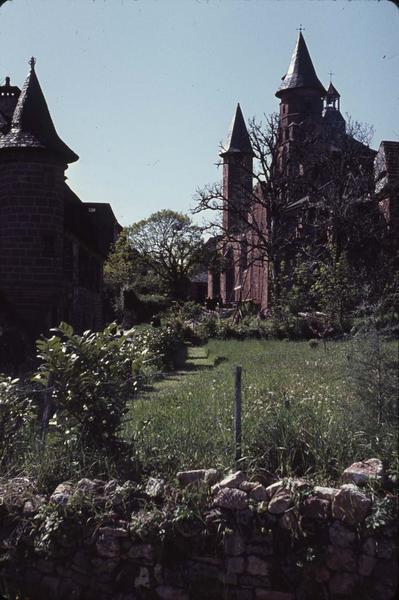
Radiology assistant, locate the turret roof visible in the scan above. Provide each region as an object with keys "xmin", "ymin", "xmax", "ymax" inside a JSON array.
[
  {"xmin": 276, "ymin": 32, "xmax": 326, "ymax": 98},
  {"xmin": 327, "ymin": 82, "xmax": 340, "ymax": 98},
  {"xmin": 0, "ymin": 60, "xmax": 78, "ymax": 163},
  {"xmin": 220, "ymin": 103, "xmax": 253, "ymax": 156}
]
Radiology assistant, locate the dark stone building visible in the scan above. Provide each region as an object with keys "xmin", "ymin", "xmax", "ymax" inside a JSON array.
[
  {"xmin": 209, "ymin": 32, "xmax": 396, "ymax": 308},
  {"xmin": 0, "ymin": 60, "xmax": 120, "ymax": 353}
]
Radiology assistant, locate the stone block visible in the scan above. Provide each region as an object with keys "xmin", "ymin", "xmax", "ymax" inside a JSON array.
[
  {"xmin": 362, "ymin": 537, "xmax": 377, "ymax": 556},
  {"xmin": 371, "ymin": 559, "xmax": 398, "ymax": 600},
  {"xmin": 328, "ymin": 572, "xmax": 358, "ymax": 596},
  {"xmin": 224, "ymin": 532, "xmax": 246, "ymax": 556},
  {"xmin": 134, "ymin": 566, "xmax": 151, "ymax": 588},
  {"xmin": 50, "ymin": 482, "xmax": 74, "ymax": 506},
  {"xmin": 332, "ymin": 484, "xmax": 372, "ymax": 525},
  {"xmin": 329, "ymin": 520, "xmax": 357, "ymax": 547},
  {"xmin": 211, "ymin": 471, "xmax": 247, "ymax": 494},
  {"xmin": 268, "ymin": 491, "xmax": 292, "ymax": 515},
  {"xmin": 155, "ymin": 585, "xmax": 189, "ymax": 600},
  {"xmin": 325, "ymin": 545, "xmax": 356, "ymax": 572},
  {"xmin": 376, "ymin": 538, "xmax": 394, "ymax": 559},
  {"xmin": 265, "ymin": 481, "xmax": 284, "ymax": 498},
  {"xmin": 227, "ymin": 557, "xmax": 245, "ymax": 574},
  {"xmin": 59, "ymin": 578, "xmax": 82, "ymax": 600},
  {"xmin": 177, "ymin": 469, "xmax": 219, "ymax": 487},
  {"xmin": 91, "ymin": 558, "xmax": 119, "ymax": 574},
  {"xmin": 358, "ymin": 553, "xmax": 377, "ymax": 576},
  {"xmin": 96, "ymin": 529, "xmax": 123, "ymax": 559},
  {"xmin": 301, "ymin": 496, "xmax": 330, "ymax": 519},
  {"xmin": 239, "ymin": 481, "xmax": 258, "ymax": 493},
  {"xmin": 128, "ymin": 543, "xmax": 154, "ymax": 562},
  {"xmin": 312, "ymin": 565, "xmax": 330, "ymax": 583},
  {"xmin": 76, "ymin": 478, "xmax": 103, "ymax": 494},
  {"xmin": 41, "ymin": 576, "xmax": 60, "ymax": 596},
  {"xmin": 342, "ymin": 458, "xmax": 384, "ymax": 486},
  {"xmin": 213, "ymin": 487, "xmax": 248, "ymax": 510},
  {"xmin": 240, "ymin": 574, "xmax": 271, "ymax": 588},
  {"xmin": 314, "ymin": 478, "xmax": 340, "ymax": 497},
  {"xmin": 219, "ymin": 571, "xmax": 238, "ymax": 585},
  {"xmin": 37, "ymin": 559, "xmax": 55, "ymax": 574},
  {"xmin": 247, "ymin": 556, "xmax": 269, "ymax": 576},
  {"xmin": 250, "ymin": 485, "xmax": 268, "ymax": 502}
]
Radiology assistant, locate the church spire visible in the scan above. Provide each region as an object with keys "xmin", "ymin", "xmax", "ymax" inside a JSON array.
[
  {"xmin": 326, "ymin": 81, "xmax": 341, "ymax": 109},
  {"xmin": 220, "ymin": 103, "xmax": 253, "ymax": 156},
  {"xmin": 0, "ymin": 59, "xmax": 78, "ymax": 163},
  {"xmin": 276, "ymin": 32, "xmax": 326, "ymax": 98}
]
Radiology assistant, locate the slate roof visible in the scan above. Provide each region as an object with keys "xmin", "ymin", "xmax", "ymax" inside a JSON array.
[
  {"xmin": 0, "ymin": 77, "xmax": 21, "ymax": 123},
  {"xmin": 220, "ymin": 103, "xmax": 253, "ymax": 156},
  {"xmin": 85, "ymin": 202, "xmax": 122, "ymax": 256},
  {"xmin": 326, "ymin": 82, "xmax": 340, "ymax": 98},
  {"xmin": 276, "ymin": 32, "xmax": 326, "ymax": 98},
  {"xmin": 64, "ymin": 188, "xmax": 120, "ymax": 258},
  {"xmin": 0, "ymin": 62, "xmax": 78, "ymax": 163},
  {"xmin": 64, "ymin": 185, "xmax": 102, "ymax": 255}
]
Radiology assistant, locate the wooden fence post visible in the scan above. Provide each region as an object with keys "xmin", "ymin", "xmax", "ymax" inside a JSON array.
[{"xmin": 234, "ymin": 365, "xmax": 242, "ymax": 467}]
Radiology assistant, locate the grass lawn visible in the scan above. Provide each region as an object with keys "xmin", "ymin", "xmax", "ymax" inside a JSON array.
[{"xmin": 125, "ymin": 337, "xmax": 398, "ymax": 485}]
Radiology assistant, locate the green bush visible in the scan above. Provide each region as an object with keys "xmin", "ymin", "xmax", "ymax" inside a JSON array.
[
  {"xmin": 0, "ymin": 376, "xmax": 36, "ymax": 468},
  {"xmin": 348, "ymin": 328, "xmax": 398, "ymax": 426},
  {"xmin": 33, "ymin": 322, "xmax": 161, "ymax": 453},
  {"xmin": 136, "ymin": 324, "xmax": 186, "ymax": 371}
]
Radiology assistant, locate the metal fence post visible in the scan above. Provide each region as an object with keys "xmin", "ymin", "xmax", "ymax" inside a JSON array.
[{"xmin": 234, "ymin": 365, "xmax": 242, "ymax": 466}]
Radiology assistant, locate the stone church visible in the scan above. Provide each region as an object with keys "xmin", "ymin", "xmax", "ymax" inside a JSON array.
[
  {"xmin": 208, "ymin": 32, "xmax": 398, "ymax": 309},
  {"xmin": 0, "ymin": 59, "xmax": 120, "ymax": 355}
]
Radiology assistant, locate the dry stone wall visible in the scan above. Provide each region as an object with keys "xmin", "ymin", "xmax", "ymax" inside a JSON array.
[{"xmin": 0, "ymin": 461, "xmax": 397, "ymax": 600}]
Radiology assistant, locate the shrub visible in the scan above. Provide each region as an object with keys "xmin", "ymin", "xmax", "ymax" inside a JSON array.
[
  {"xmin": 0, "ymin": 376, "xmax": 36, "ymax": 467},
  {"xmin": 348, "ymin": 328, "xmax": 398, "ymax": 425},
  {"xmin": 33, "ymin": 322, "xmax": 158, "ymax": 453},
  {"xmin": 135, "ymin": 324, "xmax": 186, "ymax": 371}
]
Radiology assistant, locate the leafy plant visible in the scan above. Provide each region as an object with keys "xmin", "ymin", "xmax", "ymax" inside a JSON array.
[
  {"xmin": 0, "ymin": 376, "xmax": 35, "ymax": 467},
  {"xmin": 33, "ymin": 322, "xmax": 156, "ymax": 453}
]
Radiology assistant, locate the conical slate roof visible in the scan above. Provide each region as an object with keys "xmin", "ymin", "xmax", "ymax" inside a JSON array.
[
  {"xmin": 220, "ymin": 103, "xmax": 253, "ymax": 156},
  {"xmin": 0, "ymin": 60, "xmax": 78, "ymax": 163},
  {"xmin": 276, "ymin": 32, "xmax": 326, "ymax": 98},
  {"xmin": 326, "ymin": 81, "xmax": 340, "ymax": 98}
]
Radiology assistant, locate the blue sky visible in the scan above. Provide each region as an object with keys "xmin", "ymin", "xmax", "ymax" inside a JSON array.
[{"xmin": 1, "ymin": 0, "xmax": 398, "ymax": 226}]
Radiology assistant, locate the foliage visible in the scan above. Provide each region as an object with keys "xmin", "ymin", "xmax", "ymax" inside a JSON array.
[
  {"xmin": 103, "ymin": 228, "xmax": 139, "ymax": 293},
  {"xmin": 0, "ymin": 376, "xmax": 35, "ymax": 467},
  {"xmin": 127, "ymin": 210, "xmax": 205, "ymax": 300},
  {"xmin": 32, "ymin": 322, "xmax": 173, "ymax": 453},
  {"xmin": 310, "ymin": 249, "xmax": 357, "ymax": 329},
  {"xmin": 348, "ymin": 327, "xmax": 398, "ymax": 426}
]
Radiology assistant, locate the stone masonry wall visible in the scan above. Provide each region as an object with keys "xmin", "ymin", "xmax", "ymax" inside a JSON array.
[
  {"xmin": 0, "ymin": 154, "xmax": 65, "ymax": 338},
  {"xmin": 0, "ymin": 462, "xmax": 397, "ymax": 600}
]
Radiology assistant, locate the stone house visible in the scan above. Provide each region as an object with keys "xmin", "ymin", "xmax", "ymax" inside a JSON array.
[
  {"xmin": 0, "ymin": 59, "xmax": 120, "ymax": 351},
  {"xmin": 208, "ymin": 33, "xmax": 397, "ymax": 309}
]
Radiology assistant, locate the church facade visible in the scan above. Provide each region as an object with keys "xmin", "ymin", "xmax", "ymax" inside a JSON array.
[
  {"xmin": 208, "ymin": 33, "xmax": 398, "ymax": 309},
  {"xmin": 0, "ymin": 60, "xmax": 120, "ymax": 352}
]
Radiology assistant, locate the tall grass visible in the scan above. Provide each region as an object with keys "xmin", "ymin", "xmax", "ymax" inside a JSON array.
[{"xmin": 126, "ymin": 338, "xmax": 398, "ymax": 484}]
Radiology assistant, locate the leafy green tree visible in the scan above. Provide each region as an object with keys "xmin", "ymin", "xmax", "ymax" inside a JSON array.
[
  {"xmin": 104, "ymin": 228, "xmax": 138, "ymax": 293},
  {"xmin": 311, "ymin": 247, "xmax": 357, "ymax": 329},
  {"xmin": 127, "ymin": 210, "xmax": 204, "ymax": 300}
]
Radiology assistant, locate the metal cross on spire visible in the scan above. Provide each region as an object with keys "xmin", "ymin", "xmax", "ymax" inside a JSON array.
[
  {"xmin": 329, "ymin": 71, "xmax": 335, "ymax": 82},
  {"xmin": 29, "ymin": 57, "xmax": 36, "ymax": 70},
  {"xmin": 297, "ymin": 24, "xmax": 305, "ymax": 33}
]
